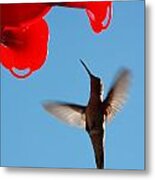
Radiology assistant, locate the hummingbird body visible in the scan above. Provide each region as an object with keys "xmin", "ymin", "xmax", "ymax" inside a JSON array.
[
  {"xmin": 43, "ymin": 59, "xmax": 130, "ymax": 169},
  {"xmin": 80, "ymin": 60, "xmax": 104, "ymax": 169},
  {"xmin": 86, "ymin": 91, "xmax": 103, "ymax": 132}
]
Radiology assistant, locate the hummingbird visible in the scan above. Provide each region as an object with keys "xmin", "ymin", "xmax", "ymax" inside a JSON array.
[{"xmin": 42, "ymin": 59, "xmax": 131, "ymax": 169}]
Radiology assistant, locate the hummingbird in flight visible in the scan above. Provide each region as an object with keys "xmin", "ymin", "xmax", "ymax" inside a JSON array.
[{"xmin": 42, "ymin": 60, "xmax": 131, "ymax": 169}]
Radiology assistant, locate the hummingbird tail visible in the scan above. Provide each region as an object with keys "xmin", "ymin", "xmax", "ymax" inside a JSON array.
[{"xmin": 89, "ymin": 130, "xmax": 104, "ymax": 169}]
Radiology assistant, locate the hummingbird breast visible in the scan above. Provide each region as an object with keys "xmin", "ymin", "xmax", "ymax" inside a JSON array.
[{"xmin": 85, "ymin": 98, "xmax": 103, "ymax": 133}]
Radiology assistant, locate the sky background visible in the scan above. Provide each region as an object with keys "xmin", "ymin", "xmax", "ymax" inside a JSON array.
[{"xmin": 1, "ymin": 1, "xmax": 144, "ymax": 170}]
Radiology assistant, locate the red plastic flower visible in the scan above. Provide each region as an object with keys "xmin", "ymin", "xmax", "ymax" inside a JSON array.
[
  {"xmin": 0, "ymin": 3, "xmax": 51, "ymax": 28},
  {"xmin": 0, "ymin": 4, "xmax": 51, "ymax": 78},
  {"xmin": 0, "ymin": 19, "xmax": 49, "ymax": 78},
  {"xmin": 55, "ymin": 2, "xmax": 112, "ymax": 33},
  {"xmin": 0, "ymin": 2, "xmax": 112, "ymax": 79}
]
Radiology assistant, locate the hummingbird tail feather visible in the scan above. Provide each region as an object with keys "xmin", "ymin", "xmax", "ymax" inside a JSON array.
[{"xmin": 89, "ymin": 130, "xmax": 104, "ymax": 169}]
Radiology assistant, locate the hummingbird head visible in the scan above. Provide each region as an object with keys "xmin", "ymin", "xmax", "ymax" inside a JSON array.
[{"xmin": 80, "ymin": 59, "xmax": 102, "ymax": 96}]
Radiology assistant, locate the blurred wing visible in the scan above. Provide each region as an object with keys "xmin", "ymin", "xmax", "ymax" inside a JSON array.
[
  {"xmin": 42, "ymin": 101, "xmax": 86, "ymax": 128},
  {"xmin": 103, "ymin": 69, "xmax": 131, "ymax": 121}
]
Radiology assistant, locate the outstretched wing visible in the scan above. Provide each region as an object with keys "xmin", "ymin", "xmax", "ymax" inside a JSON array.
[
  {"xmin": 42, "ymin": 101, "xmax": 86, "ymax": 128},
  {"xmin": 103, "ymin": 69, "xmax": 131, "ymax": 121}
]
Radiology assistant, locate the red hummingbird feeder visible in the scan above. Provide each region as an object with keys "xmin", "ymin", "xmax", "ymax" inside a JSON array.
[{"xmin": 0, "ymin": 2, "xmax": 112, "ymax": 79}]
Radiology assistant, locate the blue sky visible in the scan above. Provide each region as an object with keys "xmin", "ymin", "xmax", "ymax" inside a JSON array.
[{"xmin": 1, "ymin": 1, "xmax": 144, "ymax": 169}]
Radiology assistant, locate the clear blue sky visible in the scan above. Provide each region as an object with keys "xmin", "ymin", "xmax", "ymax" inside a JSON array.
[{"xmin": 1, "ymin": 1, "xmax": 144, "ymax": 169}]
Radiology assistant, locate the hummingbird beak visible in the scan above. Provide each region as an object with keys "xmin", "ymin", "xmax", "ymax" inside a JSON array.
[{"xmin": 80, "ymin": 59, "xmax": 93, "ymax": 78}]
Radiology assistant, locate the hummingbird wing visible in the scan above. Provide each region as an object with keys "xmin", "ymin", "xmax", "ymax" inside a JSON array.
[
  {"xmin": 103, "ymin": 69, "xmax": 131, "ymax": 121},
  {"xmin": 42, "ymin": 101, "xmax": 86, "ymax": 128}
]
